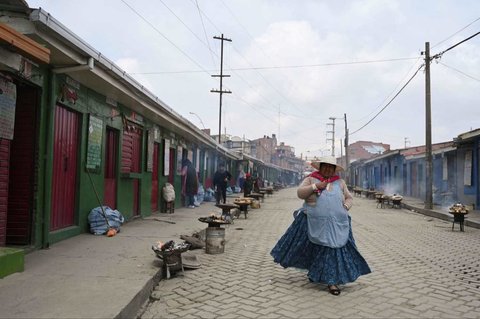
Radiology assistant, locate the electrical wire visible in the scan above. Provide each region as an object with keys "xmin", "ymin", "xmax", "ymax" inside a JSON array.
[
  {"xmin": 438, "ymin": 62, "xmax": 480, "ymax": 83},
  {"xmin": 432, "ymin": 31, "xmax": 480, "ymax": 60},
  {"xmin": 120, "ymin": 0, "xmax": 212, "ymax": 77},
  {"xmin": 130, "ymin": 57, "xmax": 419, "ymax": 74},
  {"xmin": 350, "ymin": 57, "xmax": 423, "ymax": 125},
  {"xmin": 431, "ymin": 17, "xmax": 480, "ymax": 49},
  {"xmin": 218, "ymin": 0, "xmax": 302, "ymax": 114},
  {"xmin": 349, "ymin": 63, "xmax": 424, "ymax": 136},
  {"xmin": 195, "ymin": 0, "xmax": 217, "ymax": 69}
]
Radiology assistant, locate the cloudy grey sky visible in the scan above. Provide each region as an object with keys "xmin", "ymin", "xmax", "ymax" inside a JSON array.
[{"xmin": 26, "ymin": 0, "xmax": 480, "ymax": 159}]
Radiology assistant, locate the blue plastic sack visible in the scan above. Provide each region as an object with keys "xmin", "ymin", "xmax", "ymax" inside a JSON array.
[
  {"xmin": 88, "ymin": 206, "xmax": 125, "ymax": 235},
  {"xmin": 203, "ymin": 188, "xmax": 215, "ymax": 202}
]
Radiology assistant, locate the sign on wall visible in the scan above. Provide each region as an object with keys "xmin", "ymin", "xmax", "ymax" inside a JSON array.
[
  {"xmin": 0, "ymin": 78, "xmax": 16, "ymax": 140},
  {"xmin": 86, "ymin": 115, "xmax": 103, "ymax": 170},
  {"xmin": 146, "ymin": 129, "xmax": 154, "ymax": 172},
  {"xmin": 164, "ymin": 139, "xmax": 170, "ymax": 176}
]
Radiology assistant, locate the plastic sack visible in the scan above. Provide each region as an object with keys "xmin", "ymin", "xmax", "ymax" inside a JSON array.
[
  {"xmin": 162, "ymin": 183, "xmax": 175, "ymax": 202},
  {"xmin": 195, "ymin": 184, "xmax": 205, "ymax": 205},
  {"xmin": 88, "ymin": 206, "xmax": 125, "ymax": 235},
  {"xmin": 203, "ymin": 188, "xmax": 215, "ymax": 202}
]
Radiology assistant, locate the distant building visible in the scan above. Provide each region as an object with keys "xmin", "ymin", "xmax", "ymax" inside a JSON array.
[
  {"xmin": 348, "ymin": 141, "xmax": 390, "ymax": 163},
  {"xmin": 223, "ymin": 135, "xmax": 252, "ymax": 155},
  {"xmin": 252, "ymin": 134, "xmax": 278, "ymax": 163}
]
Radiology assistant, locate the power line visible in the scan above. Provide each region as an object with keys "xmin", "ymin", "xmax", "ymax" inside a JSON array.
[
  {"xmin": 438, "ymin": 62, "xmax": 480, "ymax": 83},
  {"xmin": 349, "ymin": 57, "xmax": 423, "ymax": 125},
  {"xmin": 194, "ymin": 0, "xmax": 217, "ymax": 69},
  {"xmin": 218, "ymin": 0, "xmax": 302, "ymax": 114},
  {"xmin": 350, "ymin": 63, "xmax": 424, "ymax": 136},
  {"xmin": 431, "ymin": 17, "xmax": 480, "ymax": 49},
  {"xmin": 432, "ymin": 31, "xmax": 480, "ymax": 60},
  {"xmin": 129, "ymin": 57, "xmax": 419, "ymax": 74},
  {"xmin": 120, "ymin": 0, "xmax": 212, "ymax": 76}
]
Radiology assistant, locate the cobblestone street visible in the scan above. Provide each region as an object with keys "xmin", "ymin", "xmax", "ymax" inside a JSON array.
[{"xmin": 140, "ymin": 188, "xmax": 480, "ymax": 318}]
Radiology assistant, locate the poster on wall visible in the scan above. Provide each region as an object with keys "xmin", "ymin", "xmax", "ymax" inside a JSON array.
[
  {"xmin": 176, "ymin": 146, "xmax": 183, "ymax": 175},
  {"xmin": 146, "ymin": 129, "xmax": 154, "ymax": 172},
  {"xmin": 86, "ymin": 115, "xmax": 103, "ymax": 171},
  {"xmin": 464, "ymin": 150, "xmax": 472, "ymax": 186},
  {"xmin": 164, "ymin": 139, "xmax": 170, "ymax": 176},
  {"xmin": 0, "ymin": 78, "xmax": 17, "ymax": 140}
]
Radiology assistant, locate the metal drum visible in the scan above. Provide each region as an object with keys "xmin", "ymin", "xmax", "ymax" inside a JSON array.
[{"xmin": 205, "ymin": 227, "xmax": 225, "ymax": 254}]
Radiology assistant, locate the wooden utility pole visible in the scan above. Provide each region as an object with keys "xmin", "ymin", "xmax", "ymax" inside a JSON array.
[
  {"xmin": 344, "ymin": 113, "xmax": 349, "ymax": 183},
  {"xmin": 424, "ymin": 42, "xmax": 433, "ymax": 209},
  {"xmin": 211, "ymin": 34, "xmax": 232, "ymax": 144}
]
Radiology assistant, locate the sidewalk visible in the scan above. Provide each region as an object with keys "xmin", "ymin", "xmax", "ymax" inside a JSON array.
[
  {"xmin": 1, "ymin": 192, "xmax": 478, "ymax": 319},
  {"xmin": 400, "ymin": 196, "xmax": 480, "ymax": 229},
  {"xmin": 0, "ymin": 200, "xmax": 226, "ymax": 319}
]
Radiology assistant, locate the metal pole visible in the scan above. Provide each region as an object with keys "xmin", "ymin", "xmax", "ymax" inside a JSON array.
[{"xmin": 425, "ymin": 42, "xmax": 433, "ymax": 209}]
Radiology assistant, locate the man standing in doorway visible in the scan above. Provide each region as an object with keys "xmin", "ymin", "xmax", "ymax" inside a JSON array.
[{"xmin": 213, "ymin": 163, "xmax": 232, "ymax": 205}]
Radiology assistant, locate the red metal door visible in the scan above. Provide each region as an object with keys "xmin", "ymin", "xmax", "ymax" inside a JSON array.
[
  {"xmin": 51, "ymin": 105, "xmax": 79, "ymax": 230},
  {"xmin": 6, "ymin": 83, "xmax": 37, "ymax": 244},
  {"xmin": 132, "ymin": 129, "xmax": 141, "ymax": 216},
  {"xmin": 104, "ymin": 128, "xmax": 118, "ymax": 209},
  {"xmin": 151, "ymin": 143, "xmax": 159, "ymax": 212},
  {"xmin": 121, "ymin": 126, "xmax": 142, "ymax": 216}
]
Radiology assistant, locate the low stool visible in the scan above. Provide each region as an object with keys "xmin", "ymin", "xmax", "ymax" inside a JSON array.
[{"xmin": 163, "ymin": 201, "xmax": 175, "ymax": 214}]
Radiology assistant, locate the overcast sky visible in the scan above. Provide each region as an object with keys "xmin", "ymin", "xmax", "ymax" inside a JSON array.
[{"xmin": 26, "ymin": 0, "xmax": 480, "ymax": 159}]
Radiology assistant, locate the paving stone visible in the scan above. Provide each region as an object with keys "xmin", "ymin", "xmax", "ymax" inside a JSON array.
[{"xmin": 138, "ymin": 189, "xmax": 480, "ymax": 319}]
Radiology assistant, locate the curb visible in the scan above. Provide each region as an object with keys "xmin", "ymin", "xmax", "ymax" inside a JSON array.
[
  {"xmin": 115, "ymin": 267, "xmax": 164, "ymax": 319},
  {"xmin": 402, "ymin": 203, "xmax": 480, "ymax": 229}
]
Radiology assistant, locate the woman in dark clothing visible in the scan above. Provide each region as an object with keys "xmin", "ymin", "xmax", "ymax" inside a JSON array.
[
  {"xmin": 181, "ymin": 159, "xmax": 198, "ymax": 208},
  {"xmin": 213, "ymin": 163, "xmax": 231, "ymax": 205}
]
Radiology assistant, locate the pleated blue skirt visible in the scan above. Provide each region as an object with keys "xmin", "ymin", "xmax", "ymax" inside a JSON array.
[{"xmin": 271, "ymin": 211, "xmax": 371, "ymax": 285}]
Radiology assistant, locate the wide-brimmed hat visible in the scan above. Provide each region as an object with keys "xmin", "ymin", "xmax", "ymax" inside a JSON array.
[{"xmin": 310, "ymin": 156, "xmax": 344, "ymax": 172}]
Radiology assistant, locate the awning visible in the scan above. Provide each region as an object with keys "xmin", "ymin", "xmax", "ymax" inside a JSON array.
[{"xmin": 0, "ymin": 22, "xmax": 50, "ymax": 63}]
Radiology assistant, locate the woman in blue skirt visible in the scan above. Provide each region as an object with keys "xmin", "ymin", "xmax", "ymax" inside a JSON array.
[{"xmin": 271, "ymin": 156, "xmax": 371, "ymax": 295}]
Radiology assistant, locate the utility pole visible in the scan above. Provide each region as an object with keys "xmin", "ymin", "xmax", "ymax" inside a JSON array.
[
  {"xmin": 211, "ymin": 34, "xmax": 232, "ymax": 145},
  {"xmin": 344, "ymin": 113, "xmax": 349, "ymax": 183},
  {"xmin": 340, "ymin": 138, "xmax": 343, "ymax": 161},
  {"xmin": 404, "ymin": 137, "xmax": 410, "ymax": 149},
  {"xmin": 278, "ymin": 105, "xmax": 281, "ymax": 142},
  {"xmin": 327, "ymin": 117, "xmax": 336, "ymax": 157},
  {"xmin": 424, "ymin": 41, "xmax": 433, "ymax": 210}
]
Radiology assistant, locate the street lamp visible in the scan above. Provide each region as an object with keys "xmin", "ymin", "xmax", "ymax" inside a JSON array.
[{"xmin": 189, "ymin": 112, "xmax": 206, "ymax": 130}]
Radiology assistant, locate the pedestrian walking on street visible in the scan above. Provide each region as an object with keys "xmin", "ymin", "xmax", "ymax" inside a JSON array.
[
  {"xmin": 243, "ymin": 172, "xmax": 253, "ymax": 197},
  {"xmin": 181, "ymin": 159, "xmax": 199, "ymax": 208},
  {"xmin": 271, "ymin": 156, "xmax": 371, "ymax": 296},
  {"xmin": 213, "ymin": 162, "xmax": 232, "ymax": 204}
]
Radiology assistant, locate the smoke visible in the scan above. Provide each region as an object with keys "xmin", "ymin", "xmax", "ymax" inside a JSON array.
[{"xmin": 378, "ymin": 181, "xmax": 403, "ymax": 196}]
